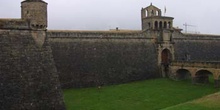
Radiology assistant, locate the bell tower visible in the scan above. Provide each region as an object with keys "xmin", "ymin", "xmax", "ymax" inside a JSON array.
[
  {"xmin": 141, "ymin": 3, "xmax": 173, "ymax": 31},
  {"xmin": 21, "ymin": 0, "xmax": 47, "ymax": 30},
  {"xmin": 141, "ymin": 3, "xmax": 175, "ymax": 77}
]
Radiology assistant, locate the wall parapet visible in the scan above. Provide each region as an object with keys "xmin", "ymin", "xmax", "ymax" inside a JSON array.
[
  {"xmin": 0, "ymin": 19, "xmax": 30, "ymax": 30},
  {"xmin": 47, "ymin": 30, "xmax": 153, "ymax": 39},
  {"xmin": 171, "ymin": 61, "xmax": 220, "ymax": 68},
  {"xmin": 173, "ymin": 33, "xmax": 220, "ymax": 40}
]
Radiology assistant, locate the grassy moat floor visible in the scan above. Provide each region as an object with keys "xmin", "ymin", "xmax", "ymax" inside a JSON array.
[{"xmin": 63, "ymin": 78, "xmax": 220, "ymax": 110}]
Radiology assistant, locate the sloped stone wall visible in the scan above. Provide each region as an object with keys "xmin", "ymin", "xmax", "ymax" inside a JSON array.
[
  {"xmin": 49, "ymin": 37, "xmax": 159, "ymax": 88},
  {"xmin": 174, "ymin": 39, "xmax": 220, "ymax": 62},
  {"xmin": 0, "ymin": 30, "xmax": 65, "ymax": 110}
]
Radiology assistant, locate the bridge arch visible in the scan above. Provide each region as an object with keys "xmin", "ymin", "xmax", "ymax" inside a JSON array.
[
  {"xmin": 195, "ymin": 70, "xmax": 214, "ymax": 84},
  {"xmin": 176, "ymin": 69, "xmax": 191, "ymax": 80}
]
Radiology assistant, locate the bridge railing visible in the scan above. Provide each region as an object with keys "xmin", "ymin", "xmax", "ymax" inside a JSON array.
[{"xmin": 170, "ymin": 61, "xmax": 220, "ymax": 68}]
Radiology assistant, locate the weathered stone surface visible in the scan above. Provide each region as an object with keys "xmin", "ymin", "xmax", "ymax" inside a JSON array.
[
  {"xmin": 174, "ymin": 39, "xmax": 220, "ymax": 61},
  {"xmin": 0, "ymin": 0, "xmax": 66, "ymax": 109},
  {"xmin": 21, "ymin": 0, "xmax": 47, "ymax": 30},
  {"xmin": 0, "ymin": 30, "xmax": 65, "ymax": 110},
  {"xmin": 49, "ymin": 36, "xmax": 159, "ymax": 88},
  {"xmin": 1, "ymin": 1, "xmax": 220, "ymax": 109}
]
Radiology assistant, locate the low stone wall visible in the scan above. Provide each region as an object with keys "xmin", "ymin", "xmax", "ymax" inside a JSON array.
[{"xmin": 49, "ymin": 35, "xmax": 159, "ymax": 88}]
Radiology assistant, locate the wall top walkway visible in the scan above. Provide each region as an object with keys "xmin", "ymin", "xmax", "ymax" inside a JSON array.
[
  {"xmin": 47, "ymin": 30, "xmax": 153, "ymax": 39},
  {"xmin": 174, "ymin": 33, "xmax": 220, "ymax": 40}
]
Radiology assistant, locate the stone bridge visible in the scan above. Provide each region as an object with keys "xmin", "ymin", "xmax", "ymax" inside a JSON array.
[{"xmin": 169, "ymin": 61, "xmax": 220, "ymax": 87}]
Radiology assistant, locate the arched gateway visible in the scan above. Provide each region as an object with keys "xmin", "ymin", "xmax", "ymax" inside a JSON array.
[
  {"xmin": 161, "ymin": 49, "xmax": 172, "ymax": 77},
  {"xmin": 161, "ymin": 49, "xmax": 171, "ymax": 65}
]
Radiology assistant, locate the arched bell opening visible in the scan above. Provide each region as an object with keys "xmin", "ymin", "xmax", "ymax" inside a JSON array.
[
  {"xmin": 159, "ymin": 21, "xmax": 163, "ymax": 29},
  {"xmin": 155, "ymin": 21, "xmax": 158, "ymax": 29}
]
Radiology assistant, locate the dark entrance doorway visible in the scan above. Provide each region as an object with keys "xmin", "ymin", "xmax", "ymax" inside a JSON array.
[
  {"xmin": 161, "ymin": 49, "xmax": 171, "ymax": 65},
  {"xmin": 161, "ymin": 49, "xmax": 172, "ymax": 77}
]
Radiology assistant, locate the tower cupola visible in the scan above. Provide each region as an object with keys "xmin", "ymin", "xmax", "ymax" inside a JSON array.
[
  {"xmin": 141, "ymin": 3, "xmax": 173, "ymax": 31},
  {"xmin": 142, "ymin": 3, "xmax": 162, "ymax": 17},
  {"xmin": 21, "ymin": 0, "xmax": 47, "ymax": 30}
]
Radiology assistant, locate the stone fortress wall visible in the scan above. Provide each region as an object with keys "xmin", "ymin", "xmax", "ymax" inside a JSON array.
[
  {"xmin": 0, "ymin": 29, "xmax": 65, "ymax": 110},
  {"xmin": 1, "ymin": 0, "xmax": 220, "ymax": 109},
  {"xmin": 47, "ymin": 4, "xmax": 220, "ymax": 88},
  {"xmin": 47, "ymin": 29, "xmax": 220, "ymax": 88},
  {"xmin": 173, "ymin": 32, "xmax": 220, "ymax": 61},
  {"xmin": 0, "ymin": 0, "xmax": 65, "ymax": 109},
  {"xmin": 48, "ymin": 30, "xmax": 159, "ymax": 88}
]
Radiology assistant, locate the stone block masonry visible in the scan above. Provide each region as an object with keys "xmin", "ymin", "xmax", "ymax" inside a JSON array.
[
  {"xmin": 1, "ymin": 1, "xmax": 220, "ymax": 109},
  {"xmin": 48, "ymin": 31, "xmax": 159, "ymax": 88},
  {"xmin": 0, "ymin": 0, "xmax": 66, "ymax": 109},
  {"xmin": 0, "ymin": 30, "xmax": 66, "ymax": 109}
]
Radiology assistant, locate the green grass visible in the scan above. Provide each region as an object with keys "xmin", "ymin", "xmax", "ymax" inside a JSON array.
[
  {"xmin": 63, "ymin": 78, "xmax": 219, "ymax": 110},
  {"xmin": 163, "ymin": 92, "xmax": 220, "ymax": 110}
]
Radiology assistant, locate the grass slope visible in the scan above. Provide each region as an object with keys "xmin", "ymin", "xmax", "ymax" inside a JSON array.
[
  {"xmin": 163, "ymin": 92, "xmax": 220, "ymax": 110},
  {"xmin": 63, "ymin": 78, "xmax": 219, "ymax": 110}
]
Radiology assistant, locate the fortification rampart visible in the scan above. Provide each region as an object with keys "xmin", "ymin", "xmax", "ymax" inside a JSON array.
[
  {"xmin": 0, "ymin": 0, "xmax": 66, "ymax": 109},
  {"xmin": 1, "ymin": 1, "xmax": 220, "ymax": 109},
  {"xmin": 47, "ymin": 28, "xmax": 220, "ymax": 88},
  {"xmin": 172, "ymin": 32, "xmax": 220, "ymax": 62},
  {"xmin": 48, "ymin": 31, "xmax": 159, "ymax": 88},
  {"xmin": 0, "ymin": 29, "xmax": 65, "ymax": 109}
]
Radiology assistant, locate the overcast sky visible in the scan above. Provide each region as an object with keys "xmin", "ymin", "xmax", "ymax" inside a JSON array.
[{"xmin": 0, "ymin": 0, "xmax": 220, "ymax": 34}]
